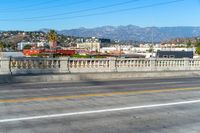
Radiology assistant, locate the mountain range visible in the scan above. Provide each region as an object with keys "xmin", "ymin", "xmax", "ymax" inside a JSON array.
[{"xmin": 52, "ymin": 25, "xmax": 200, "ymax": 42}]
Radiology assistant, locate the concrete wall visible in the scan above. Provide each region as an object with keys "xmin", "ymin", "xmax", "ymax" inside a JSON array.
[{"xmin": 1, "ymin": 71, "xmax": 200, "ymax": 84}]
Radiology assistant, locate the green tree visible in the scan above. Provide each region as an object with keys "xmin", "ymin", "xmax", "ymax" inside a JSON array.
[
  {"xmin": 44, "ymin": 45, "xmax": 50, "ymax": 49},
  {"xmin": 23, "ymin": 44, "xmax": 32, "ymax": 50},
  {"xmin": 196, "ymin": 42, "xmax": 200, "ymax": 55},
  {"xmin": 0, "ymin": 42, "xmax": 4, "ymax": 52},
  {"xmin": 196, "ymin": 42, "xmax": 200, "ymax": 47},
  {"xmin": 47, "ymin": 30, "xmax": 58, "ymax": 49},
  {"xmin": 187, "ymin": 40, "xmax": 192, "ymax": 48}
]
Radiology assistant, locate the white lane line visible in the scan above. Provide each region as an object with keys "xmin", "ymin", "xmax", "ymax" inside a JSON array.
[{"xmin": 1, "ymin": 99, "xmax": 200, "ymax": 123}]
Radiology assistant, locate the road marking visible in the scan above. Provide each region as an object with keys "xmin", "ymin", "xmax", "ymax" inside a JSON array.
[
  {"xmin": 1, "ymin": 99, "xmax": 200, "ymax": 123},
  {"xmin": 0, "ymin": 86, "xmax": 200, "ymax": 103}
]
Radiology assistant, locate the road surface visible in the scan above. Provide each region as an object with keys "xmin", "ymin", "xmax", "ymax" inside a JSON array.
[{"xmin": 1, "ymin": 77, "xmax": 200, "ymax": 133}]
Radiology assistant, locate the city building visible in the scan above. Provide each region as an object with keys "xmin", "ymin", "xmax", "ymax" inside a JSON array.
[
  {"xmin": 77, "ymin": 42, "xmax": 101, "ymax": 52},
  {"xmin": 76, "ymin": 37, "xmax": 102, "ymax": 52}
]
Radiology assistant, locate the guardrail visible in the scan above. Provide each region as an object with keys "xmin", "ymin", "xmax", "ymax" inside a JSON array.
[{"xmin": 1, "ymin": 57, "xmax": 200, "ymax": 75}]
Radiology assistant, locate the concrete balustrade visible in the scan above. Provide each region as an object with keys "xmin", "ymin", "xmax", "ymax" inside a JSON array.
[
  {"xmin": 116, "ymin": 58, "xmax": 152, "ymax": 72},
  {"xmin": 9, "ymin": 57, "xmax": 62, "ymax": 74},
  {"xmin": 0, "ymin": 57, "xmax": 10, "ymax": 75},
  {"xmin": 69, "ymin": 58, "xmax": 111, "ymax": 73},
  {"xmin": 1, "ymin": 57, "xmax": 200, "ymax": 75}
]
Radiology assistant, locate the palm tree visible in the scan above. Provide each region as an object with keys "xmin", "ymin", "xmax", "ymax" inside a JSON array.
[{"xmin": 47, "ymin": 30, "xmax": 58, "ymax": 49}]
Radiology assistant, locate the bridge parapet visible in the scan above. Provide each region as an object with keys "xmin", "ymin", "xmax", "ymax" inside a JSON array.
[
  {"xmin": 69, "ymin": 58, "xmax": 111, "ymax": 73},
  {"xmin": 0, "ymin": 57, "xmax": 10, "ymax": 75},
  {"xmin": 1, "ymin": 57, "xmax": 200, "ymax": 75},
  {"xmin": 9, "ymin": 57, "xmax": 63, "ymax": 74}
]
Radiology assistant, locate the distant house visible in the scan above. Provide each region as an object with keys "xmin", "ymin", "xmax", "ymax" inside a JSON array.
[{"xmin": 156, "ymin": 51, "xmax": 193, "ymax": 58}]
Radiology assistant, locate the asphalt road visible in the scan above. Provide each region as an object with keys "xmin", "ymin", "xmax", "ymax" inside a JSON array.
[{"xmin": 1, "ymin": 77, "xmax": 200, "ymax": 133}]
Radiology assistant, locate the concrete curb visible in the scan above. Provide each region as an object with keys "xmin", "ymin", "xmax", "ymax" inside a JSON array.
[
  {"xmin": 1, "ymin": 71, "xmax": 200, "ymax": 84},
  {"xmin": 0, "ymin": 75, "xmax": 12, "ymax": 84}
]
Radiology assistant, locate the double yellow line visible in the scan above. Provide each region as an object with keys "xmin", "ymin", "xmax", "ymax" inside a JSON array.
[{"xmin": 0, "ymin": 87, "xmax": 200, "ymax": 103}]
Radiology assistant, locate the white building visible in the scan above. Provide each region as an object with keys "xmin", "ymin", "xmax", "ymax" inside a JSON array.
[
  {"xmin": 76, "ymin": 37, "xmax": 103, "ymax": 52},
  {"xmin": 101, "ymin": 45, "xmax": 133, "ymax": 54},
  {"xmin": 101, "ymin": 47, "xmax": 117, "ymax": 53},
  {"xmin": 77, "ymin": 42, "xmax": 101, "ymax": 52},
  {"xmin": 17, "ymin": 42, "xmax": 47, "ymax": 50}
]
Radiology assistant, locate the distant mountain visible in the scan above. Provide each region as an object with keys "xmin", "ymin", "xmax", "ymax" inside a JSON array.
[
  {"xmin": 55, "ymin": 25, "xmax": 200, "ymax": 42},
  {"xmin": 39, "ymin": 28, "xmax": 50, "ymax": 33}
]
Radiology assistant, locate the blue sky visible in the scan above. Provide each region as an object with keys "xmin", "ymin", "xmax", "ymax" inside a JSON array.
[{"xmin": 0, "ymin": 0, "xmax": 199, "ymax": 30}]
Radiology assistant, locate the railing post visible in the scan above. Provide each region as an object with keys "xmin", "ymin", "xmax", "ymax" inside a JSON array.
[
  {"xmin": 184, "ymin": 58, "xmax": 190, "ymax": 70},
  {"xmin": 150, "ymin": 58, "xmax": 156, "ymax": 71},
  {"xmin": 0, "ymin": 58, "xmax": 11, "ymax": 75},
  {"xmin": 59, "ymin": 57, "xmax": 70, "ymax": 73},
  {"xmin": 109, "ymin": 57, "xmax": 117, "ymax": 72}
]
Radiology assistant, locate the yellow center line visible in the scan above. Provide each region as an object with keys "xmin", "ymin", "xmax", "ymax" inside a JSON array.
[{"xmin": 1, "ymin": 87, "xmax": 200, "ymax": 103}]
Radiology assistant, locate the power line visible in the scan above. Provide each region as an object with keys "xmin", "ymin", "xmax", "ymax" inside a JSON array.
[
  {"xmin": 0, "ymin": 0, "xmax": 58, "ymax": 11},
  {"xmin": 26, "ymin": 0, "xmax": 92, "ymax": 12},
  {"xmin": 47, "ymin": 0, "xmax": 185, "ymax": 21},
  {"xmin": 0, "ymin": 0, "xmax": 185, "ymax": 22},
  {"xmin": 0, "ymin": 0, "xmax": 92, "ymax": 13},
  {"xmin": 1, "ymin": 0, "xmax": 140, "ymax": 17}
]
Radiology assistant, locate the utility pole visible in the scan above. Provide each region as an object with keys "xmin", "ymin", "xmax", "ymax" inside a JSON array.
[
  {"xmin": 120, "ymin": 43, "xmax": 122, "ymax": 58},
  {"xmin": 151, "ymin": 27, "xmax": 154, "ymax": 58},
  {"xmin": 151, "ymin": 27, "xmax": 154, "ymax": 46}
]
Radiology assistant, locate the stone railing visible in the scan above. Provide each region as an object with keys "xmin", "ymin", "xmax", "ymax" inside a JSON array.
[
  {"xmin": 69, "ymin": 58, "xmax": 114, "ymax": 72},
  {"xmin": 0, "ymin": 57, "xmax": 10, "ymax": 74},
  {"xmin": 1, "ymin": 57, "xmax": 200, "ymax": 75},
  {"xmin": 9, "ymin": 57, "xmax": 69, "ymax": 74}
]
